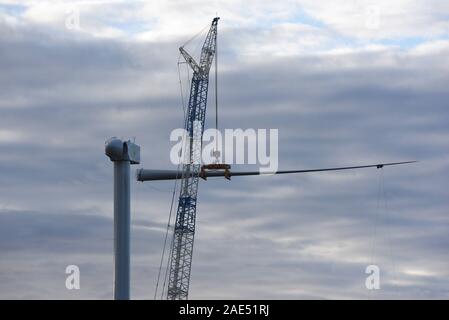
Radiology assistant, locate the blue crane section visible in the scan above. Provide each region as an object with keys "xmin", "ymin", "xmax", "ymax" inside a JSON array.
[{"xmin": 167, "ymin": 17, "xmax": 219, "ymax": 300}]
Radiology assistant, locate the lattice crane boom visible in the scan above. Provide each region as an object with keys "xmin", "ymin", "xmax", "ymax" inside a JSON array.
[{"xmin": 167, "ymin": 17, "xmax": 219, "ymax": 300}]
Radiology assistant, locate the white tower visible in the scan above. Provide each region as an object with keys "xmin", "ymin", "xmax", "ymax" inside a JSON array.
[{"xmin": 105, "ymin": 138, "xmax": 140, "ymax": 300}]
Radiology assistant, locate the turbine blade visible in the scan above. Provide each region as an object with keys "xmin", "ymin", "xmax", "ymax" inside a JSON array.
[{"xmin": 136, "ymin": 161, "xmax": 417, "ymax": 182}]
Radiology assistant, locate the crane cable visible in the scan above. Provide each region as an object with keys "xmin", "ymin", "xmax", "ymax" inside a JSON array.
[
  {"xmin": 153, "ymin": 170, "xmax": 179, "ymax": 300},
  {"xmin": 214, "ymin": 29, "xmax": 219, "ymax": 162},
  {"xmin": 181, "ymin": 23, "xmax": 210, "ymax": 49},
  {"xmin": 161, "ymin": 57, "xmax": 191, "ymax": 299},
  {"xmin": 153, "ymin": 54, "xmax": 190, "ymax": 300}
]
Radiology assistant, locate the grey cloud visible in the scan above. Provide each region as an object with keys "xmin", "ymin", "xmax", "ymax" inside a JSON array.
[{"xmin": 0, "ymin": 15, "xmax": 448, "ymax": 299}]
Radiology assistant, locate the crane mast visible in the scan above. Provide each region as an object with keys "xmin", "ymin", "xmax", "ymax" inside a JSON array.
[{"xmin": 167, "ymin": 17, "xmax": 219, "ymax": 300}]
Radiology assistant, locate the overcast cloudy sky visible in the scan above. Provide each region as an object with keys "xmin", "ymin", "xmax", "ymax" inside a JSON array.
[{"xmin": 0, "ymin": 0, "xmax": 448, "ymax": 299}]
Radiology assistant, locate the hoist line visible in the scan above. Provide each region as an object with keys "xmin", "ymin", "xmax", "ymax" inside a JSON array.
[
  {"xmin": 153, "ymin": 170, "xmax": 180, "ymax": 300},
  {"xmin": 214, "ymin": 28, "xmax": 219, "ymax": 159},
  {"xmin": 153, "ymin": 53, "xmax": 192, "ymax": 300},
  {"xmin": 162, "ymin": 54, "xmax": 193, "ymax": 299}
]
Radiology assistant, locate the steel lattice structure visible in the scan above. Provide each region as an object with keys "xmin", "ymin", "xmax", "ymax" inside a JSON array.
[{"xmin": 167, "ymin": 17, "xmax": 219, "ymax": 300}]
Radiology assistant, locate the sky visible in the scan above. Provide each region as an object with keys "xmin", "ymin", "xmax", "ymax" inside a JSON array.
[{"xmin": 0, "ymin": 0, "xmax": 448, "ymax": 299}]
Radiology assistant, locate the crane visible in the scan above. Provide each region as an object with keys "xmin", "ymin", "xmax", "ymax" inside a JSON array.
[
  {"xmin": 134, "ymin": 17, "xmax": 416, "ymax": 300},
  {"xmin": 166, "ymin": 17, "xmax": 219, "ymax": 300}
]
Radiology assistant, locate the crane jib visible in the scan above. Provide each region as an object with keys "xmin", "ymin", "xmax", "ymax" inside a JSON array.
[{"xmin": 167, "ymin": 17, "xmax": 219, "ymax": 300}]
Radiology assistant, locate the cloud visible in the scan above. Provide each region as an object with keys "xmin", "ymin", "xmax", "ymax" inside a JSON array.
[
  {"xmin": 2, "ymin": 0, "xmax": 449, "ymax": 51},
  {"xmin": 0, "ymin": 1, "xmax": 448, "ymax": 299}
]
